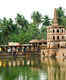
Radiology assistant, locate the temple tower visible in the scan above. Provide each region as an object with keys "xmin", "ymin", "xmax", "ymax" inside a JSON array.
[{"xmin": 47, "ymin": 8, "xmax": 66, "ymax": 49}]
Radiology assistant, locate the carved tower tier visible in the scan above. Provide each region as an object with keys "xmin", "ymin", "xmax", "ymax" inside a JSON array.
[{"xmin": 47, "ymin": 8, "xmax": 66, "ymax": 49}]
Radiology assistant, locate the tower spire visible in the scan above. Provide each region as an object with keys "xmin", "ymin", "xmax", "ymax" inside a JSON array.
[{"xmin": 53, "ymin": 8, "xmax": 58, "ymax": 26}]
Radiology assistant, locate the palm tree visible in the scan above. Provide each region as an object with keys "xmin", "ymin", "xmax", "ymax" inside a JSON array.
[
  {"xmin": 16, "ymin": 13, "xmax": 29, "ymax": 31},
  {"xmin": 31, "ymin": 11, "xmax": 42, "ymax": 27},
  {"xmin": 42, "ymin": 15, "xmax": 50, "ymax": 26},
  {"xmin": 56, "ymin": 7, "xmax": 64, "ymax": 25},
  {"xmin": 0, "ymin": 17, "xmax": 15, "ymax": 44}
]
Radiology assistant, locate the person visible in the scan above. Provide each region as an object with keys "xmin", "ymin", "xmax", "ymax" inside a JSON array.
[
  {"xmin": 0, "ymin": 47, "xmax": 2, "ymax": 53},
  {"xmin": 24, "ymin": 47, "xmax": 26, "ymax": 53},
  {"xmin": 8, "ymin": 47, "xmax": 11, "ymax": 53},
  {"xmin": 12, "ymin": 47, "xmax": 16, "ymax": 57}
]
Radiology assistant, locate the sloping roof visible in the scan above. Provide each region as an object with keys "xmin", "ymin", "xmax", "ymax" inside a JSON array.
[
  {"xmin": 39, "ymin": 39, "xmax": 47, "ymax": 43},
  {"xmin": 22, "ymin": 44, "xmax": 32, "ymax": 46},
  {"xmin": 8, "ymin": 42, "xmax": 20, "ymax": 46},
  {"xmin": 29, "ymin": 39, "xmax": 39, "ymax": 43},
  {"xmin": 29, "ymin": 39, "xmax": 47, "ymax": 44}
]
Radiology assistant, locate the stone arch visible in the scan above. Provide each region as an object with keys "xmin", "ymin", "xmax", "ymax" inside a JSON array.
[
  {"xmin": 62, "ymin": 36, "xmax": 64, "ymax": 39},
  {"xmin": 53, "ymin": 29, "xmax": 55, "ymax": 33},
  {"xmin": 57, "ymin": 29, "xmax": 59, "ymax": 33},
  {"xmin": 53, "ymin": 36, "xmax": 55, "ymax": 40},
  {"xmin": 58, "ymin": 44, "xmax": 60, "ymax": 48},
  {"xmin": 57, "ymin": 36, "xmax": 59, "ymax": 40},
  {"xmin": 62, "ymin": 29, "xmax": 63, "ymax": 33}
]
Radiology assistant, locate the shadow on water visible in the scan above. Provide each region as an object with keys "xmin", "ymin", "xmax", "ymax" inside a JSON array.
[{"xmin": 0, "ymin": 53, "xmax": 66, "ymax": 80}]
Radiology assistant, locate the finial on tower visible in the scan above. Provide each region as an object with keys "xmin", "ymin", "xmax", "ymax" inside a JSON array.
[{"xmin": 53, "ymin": 8, "xmax": 58, "ymax": 26}]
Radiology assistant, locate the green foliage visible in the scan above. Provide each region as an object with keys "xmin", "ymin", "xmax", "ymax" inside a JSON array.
[
  {"xmin": 57, "ymin": 7, "xmax": 64, "ymax": 17},
  {"xmin": 2, "ymin": 7, "xmax": 66, "ymax": 44},
  {"xmin": 31, "ymin": 11, "xmax": 42, "ymax": 26},
  {"xmin": 8, "ymin": 23, "xmax": 41, "ymax": 44},
  {"xmin": 56, "ymin": 7, "xmax": 66, "ymax": 27},
  {"xmin": 40, "ymin": 26, "xmax": 47, "ymax": 40},
  {"xmin": 16, "ymin": 13, "xmax": 29, "ymax": 31},
  {"xmin": 42, "ymin": 15, "xmax": 50, "ymax": 26},
  {"xmin": 0, "ymin": 11, "xmax": 50, "ymax": 44}
]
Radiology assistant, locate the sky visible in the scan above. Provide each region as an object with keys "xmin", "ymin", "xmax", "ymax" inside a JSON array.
[{"xmin": 0, "ymin": 0, "xmax": 66, "ymax": 22}]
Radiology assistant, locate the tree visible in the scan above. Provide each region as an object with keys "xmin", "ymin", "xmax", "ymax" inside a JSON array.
[
  {"xmin": 42, "ymin": 15, "xmax": 50, "ymax": 26},
  {"xmin": 56, "ymin": 7, "xmax": 65, "ymax": 25},
  {"xmin": 0, "ymin": 10, "xmax": 51, "ymax": 44},
  {"xmin": 40, "ymin": 15, "xmax": 50, "ymax": 40},
  {"xmin": 61, "ymin": 16, "xmax": 66, "ymax": 27},
  {"xmin": 16, "ymin": 13, "xmax": 29, "ymax": 31},
  {"xmin": 31, "ymin": 11, "xmax": 42, "ymax": 27},
  {"xmin": 40, "ymin": 26, "xmax": 47, "ymax": 40},
  {"xmin": 0, "ymin": 17, "xmax": 18, "ymax": 44}
]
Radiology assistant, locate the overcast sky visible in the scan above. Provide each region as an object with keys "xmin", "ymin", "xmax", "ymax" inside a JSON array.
[{"xmin": 0, "ymin": 0, "xmax": 66, "ymax": 21}]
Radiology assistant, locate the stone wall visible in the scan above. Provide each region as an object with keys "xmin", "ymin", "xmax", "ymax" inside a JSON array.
[{"xmin": 41, "ymin": 48, "xmax": 66, "ymax": 57}]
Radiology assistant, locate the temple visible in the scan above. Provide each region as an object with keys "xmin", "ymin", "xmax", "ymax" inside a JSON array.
[
  {"xmin": 46, "ymin": 8, "xmax": 66, "ymax": 56},
  {"xmin": 0, "ymin": 8, "xmax": 66, "ymax": 57}
]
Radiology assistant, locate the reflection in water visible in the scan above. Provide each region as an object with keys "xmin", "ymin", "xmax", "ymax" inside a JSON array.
[
  {"xmin": 0, "ymin": 66, "xmax": 47, "ymax": 80},
  {"xmin": 0, "ymin": 56, "xmax": 66, "ymax": 80},
  {"xmin": 42, "ymin": 57, "xmax": 66, "ymax": 80},
  {"xmin": 0, "ymin": 55, "xmax": 48, "ymax": 80}
]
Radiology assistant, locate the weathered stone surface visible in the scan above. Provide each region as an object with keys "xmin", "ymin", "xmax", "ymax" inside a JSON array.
[{"xmin": 44, "ymin": 8, "xmax": 66, "ymax": 57}]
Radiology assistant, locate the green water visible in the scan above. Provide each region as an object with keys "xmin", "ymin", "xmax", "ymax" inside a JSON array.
[{"xmin": 0, "ymin": 57, "xmax": 66, "ymax": 80}]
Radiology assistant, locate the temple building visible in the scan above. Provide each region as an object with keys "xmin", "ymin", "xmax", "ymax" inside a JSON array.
[
  {"xmin": 29, "ymin": 8, "xmax": 66, "ymax": 56},
  {"xmin": 47, "ymin": 8, "xmax": 66, "ymax": 49}
]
